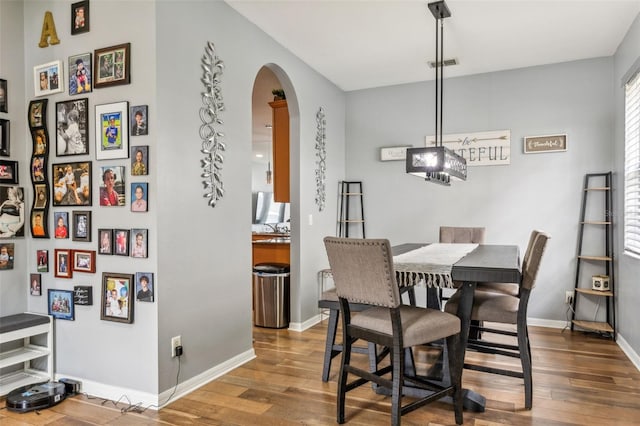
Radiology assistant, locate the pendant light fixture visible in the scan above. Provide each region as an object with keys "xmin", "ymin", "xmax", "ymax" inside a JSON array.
[
  {"xmin": 405, "ymin": 0, "xmax": 467, "ymax": 185},
  {"xmin": 265, "ymin": 123, "xmax": 273, "ymax": 184}
]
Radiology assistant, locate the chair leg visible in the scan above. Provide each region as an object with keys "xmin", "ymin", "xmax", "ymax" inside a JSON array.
[
  {"xmin": 518, "ymin": 319, "xmax": 533, "ymax": 409},
  {"xmin": 337, "ymin": 332, "xmax": 352, "ymax": 424},
  {"xmin": 390, "ymin": 342, "xmax": 404, "ymax": 426},
  {"xmin": 322, "ymin": 308, "xmax": 339, "ymax": 382},
  {"xmin": 446, "ymin": 333, "xmax": 464, "ymax": 425}
]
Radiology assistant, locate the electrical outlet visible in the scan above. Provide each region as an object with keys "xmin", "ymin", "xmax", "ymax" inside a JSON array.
[
  {"xmin": 565, "ymin": 291, "xmax": 574, "ymax": 305},
  {"xmin": 171, "ymin": 335, "xmax": 181, "ymax": 358}
]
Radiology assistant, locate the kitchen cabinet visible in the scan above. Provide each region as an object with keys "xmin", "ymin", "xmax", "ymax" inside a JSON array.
[{"xmin": 269, "ymin": 100, "xmax": 289, "ymax": 202}]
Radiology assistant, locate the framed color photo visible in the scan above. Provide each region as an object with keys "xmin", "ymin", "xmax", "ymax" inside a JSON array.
[
  {"xmin": 37, "ymin": 249, "xmax": 48, "ymax": 272},
  {"xmin": 99, "ymin": 166, "xmax": 125, "ymax": 206},
  {"xmin": 0, "ymin": 187, "xmax": 24, "ymax": 238},
  {"xmin": 0, "ymin": 78, "xmax": 7, "ymax": 113},
  {"xmin": 94, "ymin": 43, "xmax": 130, "ymax": 88},
  {"xmin": 130, "ymin": 105, "xmax": 148, "ymax": 136},
  {"xmin": 98, "ymin": 229, "xmax": 113, "ymax": 255},
  {"xmin": 131, "ymin": 146, "xmax": 148, "ymax": 176},
  {"xmin": 56, "ymin": 98, "xmax": 89, "ymax": 156},
  {"xmin": 0, "ymin": 243, "xmax": 15, "ymax": 270},
  {"xmin": 95, "ymin": 101, "xmax": 128, "ymax": 160},
  {"xmin": 0, "ymin": 243, "xmax": 14, "ymax": 270},
  {"xmin": 0, "ymin": 118, "xmax": 9, "ymax": 156},
  {"xmin": 54, "ymin": 249, "xmax": 72, "ymax": 279},
  {"xmin": 29, "ymin": 100, "xmax": 47, "ymax": 128},
  {"xmin": 101, "ymin": 272, "xmax": 134, "ymax": 324},
  {"xmin": 52, "ymin": 161, "xmax": 92, "ymax": 206},
  {"xmin": 31, "ymin": 211, "xmax": 46, "ymax": 238},
  {"xmin": 53, "ymin": 211, "xmax": 69, "ymax": 239},
  {"xmin": 135, "ymin": 272, "xmax": 154, "ymax": 302},
  {"xmin": 34, "ymin": 60, "xmax": 64, "ymax": 97},
  {"xmin": 68, "ymin": 53, "xmax": 92, "ymax": 95},
  {"xmin": 48, "ymin": 289, "xmax": 75, "ymax": 320},
  {"xmin": 130, "ymin": 229, "xmax": 147, "ymax": 258},
  {"xmin": 131, "ymin": 182, "xmax": 148, "ymax": 212},
  {"xmin": 72, "ymin": 249, "xmax": 95, "ymax": 273},
  {"xmin": 72, "ymin": 210, "xmax": 91, "ymax": 242},
  {"xmin": 30, "ymin": 273, "xmax": 42, "ymax": 296},
  {"xmin": 34, "ymin": 184, "xmax": 47, "ymax": 209},
  {"xmin": 114, "ymin": 229, "xmax": 129, "ymax": 256},
  {"xmin": 71, "ymin": 1, "xmax": 89, "ymax": 35},
  {"xmin": 0, "ymin": 160, "xmax": 18, "ymax": 184}
]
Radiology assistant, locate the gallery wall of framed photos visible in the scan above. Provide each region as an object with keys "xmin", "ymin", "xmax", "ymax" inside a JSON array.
[{"xmin": 6, "ymin": 1, "xmax": 157, "ymax": 329}]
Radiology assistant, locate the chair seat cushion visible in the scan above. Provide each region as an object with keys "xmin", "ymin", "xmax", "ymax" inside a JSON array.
[
  {"xmin": 351, "ymin": 306, "xmax": 460, "ymax": 348},
  {"xmin": 444, "ymin": 289, "xmax": 519, "ymax": 324},
  {"xmin": 476, "ymin": 282, "xmax": 519, "ymax": 297}
]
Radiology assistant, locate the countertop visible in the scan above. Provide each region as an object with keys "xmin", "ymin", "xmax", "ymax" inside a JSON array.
[{"xmin": 253, "ymin": 237, "xmax": 291, "ymax": 244}]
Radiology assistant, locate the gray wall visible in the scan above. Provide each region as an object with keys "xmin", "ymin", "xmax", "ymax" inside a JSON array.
[
  {"xmin": 155, "ymin": 1, "xmax": 346, "ymax": 391},
  {"xmin": 0, "ymin": 0, "xmax": 27, "ymax": 315},
  {"xmin": 345, "ymin": 58, "xmax": 614, "ymax": 322},
  {"xmin": 613, "ymin": 13, "xmax": 640, "ymax": 359}
]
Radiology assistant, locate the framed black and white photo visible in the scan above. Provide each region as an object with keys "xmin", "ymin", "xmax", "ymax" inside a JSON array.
[
  {"xmin": 0, "ymin": 187, "xmax": 24, "ymax": 238},
  {"xmin": 72, "ymin": 210, "xmax": 91, "ymax": 242},
  {"xmin": 56, "ymin": 98, "xmax": 89, "ymax": 156}
]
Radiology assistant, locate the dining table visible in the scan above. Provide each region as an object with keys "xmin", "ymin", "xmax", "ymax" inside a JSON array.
[{"xmin": 390, "ymin": 242, "xmax": 521, "ymax": 412}]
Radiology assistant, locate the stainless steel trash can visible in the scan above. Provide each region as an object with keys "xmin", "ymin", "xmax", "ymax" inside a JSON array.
[{"xmin": 252, "ymin": 263, "xmax": 290, "ymax": 328}]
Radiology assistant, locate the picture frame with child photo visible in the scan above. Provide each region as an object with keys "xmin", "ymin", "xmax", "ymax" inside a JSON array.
[{"xmin": 51, "ymin": 161, "xmax": 92, "ymax": 206}]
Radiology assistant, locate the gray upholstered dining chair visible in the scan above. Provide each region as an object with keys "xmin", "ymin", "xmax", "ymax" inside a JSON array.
[
  {"xmin": 444, "ymin": 230, "xmax": 550, "ymax": 409},
  {"xmin": 324, "ymin": 236, "xmax": 463, "ymax": 425}
]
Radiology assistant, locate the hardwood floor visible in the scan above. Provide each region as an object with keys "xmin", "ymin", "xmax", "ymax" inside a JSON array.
[{"xmin": 2, "ymin": 321, "xmax": 639, "ymax": 425}]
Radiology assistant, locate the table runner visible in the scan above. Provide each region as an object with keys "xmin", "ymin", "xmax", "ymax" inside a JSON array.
[{"xmin": 393, "ymin": 243, "xmax": 478, "ymax": 288}]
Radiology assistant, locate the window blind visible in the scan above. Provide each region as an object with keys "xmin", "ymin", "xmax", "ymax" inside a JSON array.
[{"xmin": 625, "ymin": 71, "xmax": 640, "ymax": 258}]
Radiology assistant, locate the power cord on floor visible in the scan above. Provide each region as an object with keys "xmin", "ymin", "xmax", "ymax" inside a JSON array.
[
  {"xmin": 82, "ymin": 352, "xmax": 182, "ymax": 414},
  {"xmin": 561, "ymin": 301, "xmax": 576, "ymax": 333}
]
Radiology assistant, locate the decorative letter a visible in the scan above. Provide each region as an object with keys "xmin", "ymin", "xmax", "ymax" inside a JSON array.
[{"xmin": 39, "ymin": 11, "xmax": 60, "ymax": 48}]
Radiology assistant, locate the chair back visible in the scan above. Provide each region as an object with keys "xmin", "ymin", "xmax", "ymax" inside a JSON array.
[
  {"xmin": 521, "ymin": 230, "xmax": 550, "ymax": 290},
  {"xmin": 323, "ymin": 237, "xmax": 400, "ymax": 308},
  {"xmin": 439, "ymin": 226, "xmax": 486, "ymax": 244}
]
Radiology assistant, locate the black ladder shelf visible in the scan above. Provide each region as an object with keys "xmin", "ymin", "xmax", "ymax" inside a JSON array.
[
  {"xmin": 337, "ymin": 181, "xmax": 365, "ymax": 238},
  {"xmin": 570, "ymin": 172, "xmax": 615, "ymax": 340}
]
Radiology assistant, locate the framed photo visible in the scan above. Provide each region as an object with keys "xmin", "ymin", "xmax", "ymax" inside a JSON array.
[
  {"xmin": 54, "ymin": 249, "xmax": 72, "ymax": 278},
  {"xmin": 130, "ymin": 105, "xmax": 148, "ymax": 136},
  {"xmin": 31, "ymin": 211, "xmax": 47, "ymax": 238},
  {"xmin": 135, "ymin": 272, "xmax": 154, "ymax": 302},
  {"xmin": 99, "ymin": 166, "xmax": 125, "ymax": 206},
  {"xmin": 94, "ymin": 43, "xmax": 130, "ymax": 88},
  {"xmin": 72, "ymin": 249, "xmax": 95, "ymax": 273},
  {"xmin": 56, "ymin": 98, "xmax": 89, "ymax": 155},
  {"xmin": 37, "ymin": 249, "xmax": 49, "ymax": 272},
  {"xmin": 74, "ymin": 285, "xmax": 93, "ymax": 305},
  {"xmin": 0, "ymin": 187, "xmax": 24, "ymax": 238},
  {"xmin": 0, "ymin": 78, "xmax": 7, "ymax": 113},
  {"xmin": 114, "ymin": 229, "xmax": 129, "ymax": 256},
  {"xmin": 0, "ymin": 243, "xmax": 14, "ymax": 270},
  {"xmin": 130, "ymin": 228, "xmax": 148, "ymax": 258},
  {"xmin": 33, "ymin": 128, "xmax": 48, "ymax": 156},
  {"xmin": 523, "ymin": 134, "xmax": 568, "ymax": 154},
  {"xmin": 98, "ymin": 229, "xmax": 113, "ymax": 255},
  {"xmin": 95, "ymin": 101, "xmax": 129, "ymax": 160},
  {"xmin": 30, "ymin": 273, "xmax": 42, "ymax": 296},
  {"xmin": 34, "ymin": 60, "xmax": 64, "ymax": 97},
  {"xmin": 48, "ymin": 289, "xmax": 75, "ymax": 320},
  {"xmin": 52, "ymin": 161, "xmax": 92, "ymax": 206},
  {"xmin": 34, "ymin": 184, "xmax": 47, "ymax": 209},
  {"xmin": 32, "ymin": 156, "xmax": 44, "ymax": 183},
  {"xmin": 131, "ymin": 182, "xmax": 148, "ymax": 212},
  {"xmin": 0, "ymin": 159, "xmax": 18, "ymax": 184},
  {"xmin": 72, "ymin": 210, "xmax": 91, "ymax": 242},
  {"xmin": 68, "ymin": 52, "xmax": 92, "ymax": 95},
  {"xmin": 0, "ymin": 118, "xmax": 9, "ymax": 156},
  {"xmin": 71, "ymin": 1, "xmax": 89, "ymax": 35},
  {"xmin": 101, "ymin": 272, "xmax": 134, "ymax": 323},
  {"xmin": 53, "ymin": 211, "xmax": 69, "ymax": 239},
  {"xmin": 29, "ymin": 100, "xmax": 47, "ymax": 128},
  {"xmin": 131, "ymin": 146, "xmax": 148, "ymax": 176}
]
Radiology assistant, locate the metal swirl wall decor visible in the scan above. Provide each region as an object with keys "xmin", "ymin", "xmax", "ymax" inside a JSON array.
[
  {"xmin": 315, "ymin": 107, "xmax": 326, "ymax": 212},
  {"xmin": 199, "ymin": 41, "xmax": 226, "ymax": 207}
]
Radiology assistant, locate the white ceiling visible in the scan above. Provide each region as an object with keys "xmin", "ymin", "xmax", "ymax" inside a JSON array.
[{"xmin": 228, "ymin": 0, "xmax": 640, "ymax": 92}]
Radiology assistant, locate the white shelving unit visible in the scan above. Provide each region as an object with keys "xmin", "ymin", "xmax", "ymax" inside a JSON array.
[{"xmin": 0, "ymin": 313, "xmax": 53, "ymax": 396}]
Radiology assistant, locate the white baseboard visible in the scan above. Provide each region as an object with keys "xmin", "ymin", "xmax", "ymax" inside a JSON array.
[
  {"xmin": 56, "ymin": 348, "xmax": 257, "ymax": 410},
  {"xmin": 288, "ymin": 313, "xmax": 323, "ymax": 332},
  {"xmin": 616, "ymin": 333, "xmax": 640, "ymax": 372}
]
